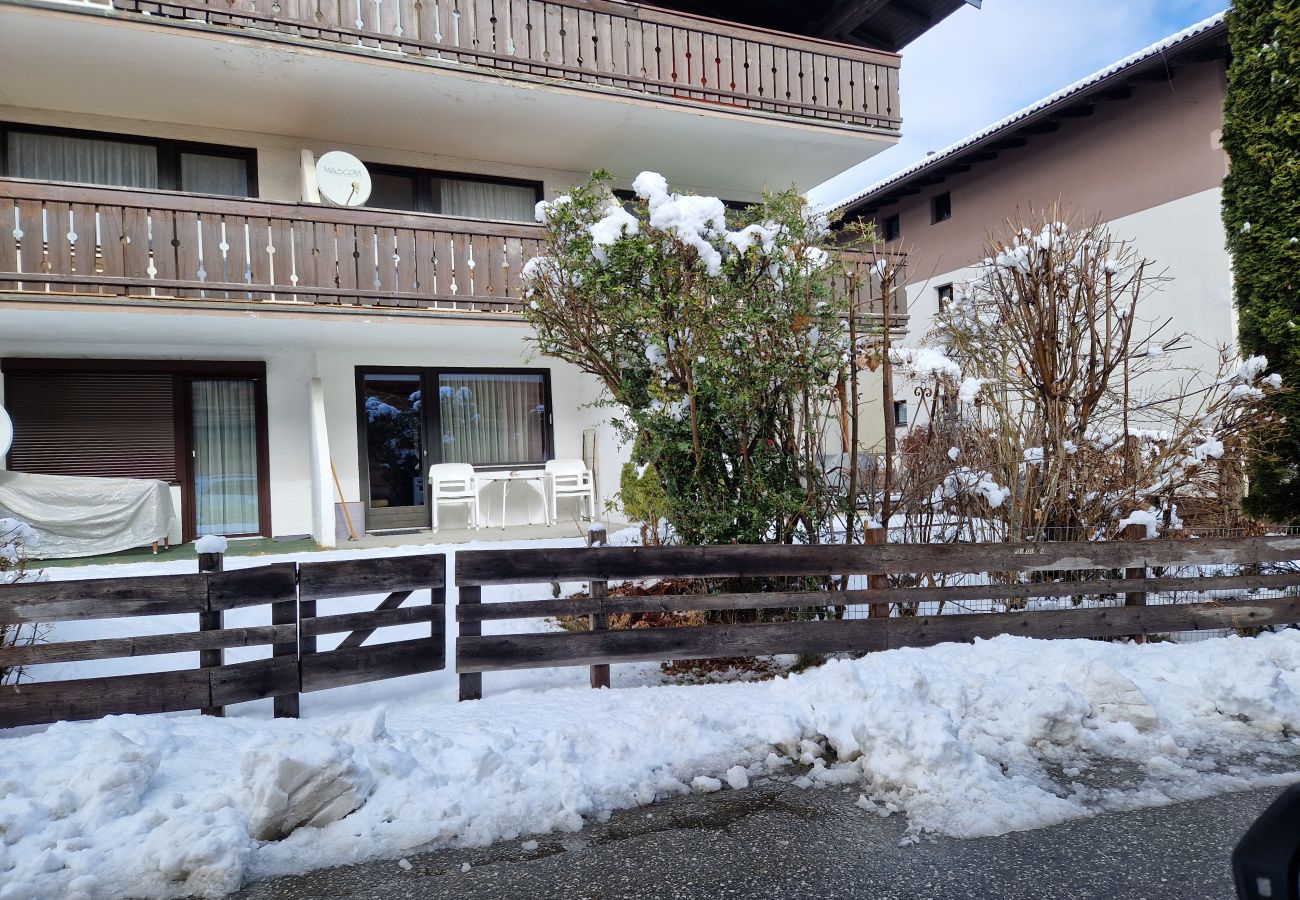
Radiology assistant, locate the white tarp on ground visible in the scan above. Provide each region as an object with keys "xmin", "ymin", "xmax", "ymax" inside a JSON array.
[{"xmin": 0, "ymin": 470, "xmax": 177, "ymax": 558}]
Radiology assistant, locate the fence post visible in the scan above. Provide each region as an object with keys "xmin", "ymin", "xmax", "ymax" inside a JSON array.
[
  {"xmin": 1123, "ymin": 523, "xmax": 1148, "ymax": 644},
  {"xmin": 459, "ymin": 585, "xmax": 483, "ymax": 701},
  {"xmin": 589, "ymin": 578, "xmax": 611, "ymax": 689},
  {"xmin": 270, "ymin": 567, "xmax": 300, "ymax": 723},
  {"xmin": 866, "ymin": 526, "xmax": 889, "ymax": 621},
  {"xmin": 197, "ymin": 550, "xmax": 224, "ymax": 717},
  {"xmin": 585, "ymin": 526, "xmax": 611, "ymax": 689}
]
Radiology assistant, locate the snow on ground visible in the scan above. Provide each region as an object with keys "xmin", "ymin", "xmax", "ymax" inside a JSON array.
[{"xmin": 3, "ymin": 631, "xmax": 1300, "ymax": 898}]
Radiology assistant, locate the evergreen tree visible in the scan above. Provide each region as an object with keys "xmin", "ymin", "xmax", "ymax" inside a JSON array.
[{"xmin": 1223, "ymin": 1, "xmax": 1300, "ymax": 519}]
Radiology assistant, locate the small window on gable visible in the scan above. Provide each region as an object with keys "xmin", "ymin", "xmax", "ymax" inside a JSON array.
[
  {"xmin": 882, "ymin": 213, "xmax": 901, "ymax": 242},
  {"xmin": 931, "ymin": 192, "xmax": 952, "ymax": 224},
  {"xmin": 893, "ymin": 400, "xmax": 909, "ymax": 427},
  {"xmin": 937, "ymin": 284, "xmax": 954, "ymax": 311}
]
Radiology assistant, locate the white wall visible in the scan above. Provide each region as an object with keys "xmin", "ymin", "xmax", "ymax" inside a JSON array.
[
  {"xmin": 0, "ymin": 306, "xmax": 625, "ymax": 540},
  {"xmin": 896, "ymin": 186, "xmax": 1235, "ymax": 424}
]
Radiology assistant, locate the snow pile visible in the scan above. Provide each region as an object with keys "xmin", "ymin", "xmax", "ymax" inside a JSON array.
[
  {"xmin": 0, "ymin": 516, "xmax": 38, "ymax": 566},
  {"xmin": 5, "ymin": 633, "xmax": 1299, "ymax": 897},
  {"xmin": 632, "ymin": 170, "xmax": 728, "ymax": 276},
  {"xmin": 588, "ymin": 202, "xmax": 639, "ymax": 263},
  {"xmin": 193, "ymin": 535, "xmax": 228, "ymax": 556},
  {"xmin": 240, "ymin": 734, "xmax": 375, "ymax": 841},
  {"xmin": 1116, "ymin": 508, "xmax": 1161, "ymax": 539},
  {"xmin": 957, "ymin": 377, "xmax": 986, "ymax": 405},
  {"xmin": 941, "ymin": 467, "xmax": 1011, "ymax": 509},
  {"xmin": 889, "ymin": 347, "xmax": 962, "ymax": 382}
]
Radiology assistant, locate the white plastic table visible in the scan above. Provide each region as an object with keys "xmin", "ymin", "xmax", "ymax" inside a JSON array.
[{"xmin": 475, "ymin": 469, "xmax": 553, "ymax": 529}]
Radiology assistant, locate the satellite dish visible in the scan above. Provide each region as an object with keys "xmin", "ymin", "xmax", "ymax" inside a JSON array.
[
  {"xmin": 0, "ymin": 406, "xmax": 11, "ymax": 458},
  {"xmin": 315, "ymin": 151, "xmax": 371, "ymax": 207}
]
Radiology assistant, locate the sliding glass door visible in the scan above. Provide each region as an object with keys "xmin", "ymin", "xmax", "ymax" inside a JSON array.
[
  {"xmin": 357, "ymin": 367, "xmax": 552, "ymax": 532},
  {"xmin": 361, "ymin": 372, "xmax": 428, "ymax": 531},
  {"xmin": 190, "ymin": 379, "xmax": 262, "ymax": 536}
]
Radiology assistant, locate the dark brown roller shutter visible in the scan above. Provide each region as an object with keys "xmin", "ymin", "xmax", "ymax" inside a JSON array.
[{"xmin": 5, "ymin": 373, "xmax": 177, "ymax": 481}]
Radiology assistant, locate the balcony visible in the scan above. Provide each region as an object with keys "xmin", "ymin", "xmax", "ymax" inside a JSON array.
[
  {"xmin": 110, "ymin": 0, "xmax": 901, "ymax": 135},
  {"xmin": 0, "ymin": 179, "xmax": 903, "ymax": 321}
]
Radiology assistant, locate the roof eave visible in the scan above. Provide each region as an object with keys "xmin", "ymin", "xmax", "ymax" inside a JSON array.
[{"xmin": 838, "ymin": 15, "xmax": 1229, "ymax": 217}]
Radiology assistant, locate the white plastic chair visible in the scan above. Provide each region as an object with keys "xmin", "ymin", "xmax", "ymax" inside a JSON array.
[
  {"xmin": 428, "ymin": 463, "xmax": 481, "ymax": 531},
  {"xmin": 545, "ymin": 459, "xmax": 595, "ymax": 523}
]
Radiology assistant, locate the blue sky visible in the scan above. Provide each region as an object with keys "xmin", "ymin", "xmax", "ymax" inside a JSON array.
[{"xmin": 807, "ymin": 0, "xmax": 1229, "ymax": 207}]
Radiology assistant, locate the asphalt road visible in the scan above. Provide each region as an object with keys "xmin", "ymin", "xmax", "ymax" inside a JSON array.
[{"xmin": 231, "ymin": 780, "xmax": 1289, "ymax": 900}]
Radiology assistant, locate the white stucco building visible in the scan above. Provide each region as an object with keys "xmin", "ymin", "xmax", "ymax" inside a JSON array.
[
  {"xmin": 0, "ymin": 0, "xmax": 965, "ymax": 548},
  {"xmin": 836, "ymin": 14, "xmax": 1234, "ymax": 435}
]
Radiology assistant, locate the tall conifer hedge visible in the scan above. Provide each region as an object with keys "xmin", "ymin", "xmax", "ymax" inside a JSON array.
[{"xmin": 1223, "ymin": 1, "xmax": 1300, "ymax": 519}]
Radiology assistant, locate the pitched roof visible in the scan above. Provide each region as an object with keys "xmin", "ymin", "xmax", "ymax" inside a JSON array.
[{"xmin": 835, "ymin": 11, "xmax": 1229, "ymax": 215}]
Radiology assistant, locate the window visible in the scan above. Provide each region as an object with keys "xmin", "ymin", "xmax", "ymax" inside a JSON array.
[
  {"xmin": 882, "ymin": 214, "xmax": 901, "ymax": 242},
  {"xmin": 363, "ymin": 163, "xmax": 542, "ymax": 222},
  {"xmin": 893, "ymin": 400, "xmax": 909, "ymax": 427},
  {"xmin": 937, "ymin": 284, "xmax": 954, "ymax": 311},
  {"xmin": 931, "ymin": 192, "xmax": 952, "ymax": 224},
  {"xmin": 438, "ymin": 372, "xmax": 549, "ymax": 467},
  {"xmin": 2, "ymin": 358, "xmax": 271, "ymax": 540},
  {"xmin": 2, "ymin": 123, "xmax": 256, "ymax": 197}
]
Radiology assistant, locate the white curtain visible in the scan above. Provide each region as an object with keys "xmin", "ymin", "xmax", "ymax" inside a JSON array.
[
  {"xmin": 192, "ymin": 380, "xmax": 260, "ymax": 536},
  {"xmin": 179, "ymin": 152, "xmax": 249, "ymax": 197},
  {"xmin": 439, "ymin": 178, "xmax": 537, "ymax": 222},
  {"xmin": 439, "ymin": 373, "xmax": 546, "ymax": 465},
  {"xmin": 8, "ymin": 131, "xmax": 158, "ymax": 189}
]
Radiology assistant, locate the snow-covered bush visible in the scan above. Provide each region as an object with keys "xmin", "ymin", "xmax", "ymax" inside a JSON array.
[
  {"xmin": 1, "ymin": 516, "xmax": 43, "ymax": 685},
  {"xmin": 881, "ymin": 213, "xmax": 1282, "ymax": 542},
  {"xmin": 523, "ymin": 171, "xmax": 880, "ymax": 544}
]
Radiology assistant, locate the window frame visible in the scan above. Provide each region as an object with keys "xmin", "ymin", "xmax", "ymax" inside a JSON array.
[
  {"xmin": 354, "ymin": 365, "xmax": 556, "ymax": 513},
  {"xmin": 893, "ymin": 399, "xmax": 909, "ymax": 427},
  {"xmin": 0, "ymin": 121, "xmax": 258, "ymax": 197},
  {"xmin": 882, "ymin": 213, "xmax": 901, "ymax": 242},
  {"xmin": 362, "ymin": 162, "xmax": 544, "ymax": 219},
  {"xmin": 936, "ymin": 283, "xmax": 954, "ymax": 312},
  {"xmin": 931, "ymin": 192, "xmax": 952, "ymax": 224}
]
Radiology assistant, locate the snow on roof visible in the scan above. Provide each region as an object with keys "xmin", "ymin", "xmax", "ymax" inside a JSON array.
[{"xmin": 834, "ymin": 11, "xmax": 1228, "ymax": 213}]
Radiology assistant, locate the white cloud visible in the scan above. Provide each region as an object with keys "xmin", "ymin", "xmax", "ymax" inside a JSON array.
[{"xmin": 809, "ymin": 0, "xmax": 1227, "ymax": 207}]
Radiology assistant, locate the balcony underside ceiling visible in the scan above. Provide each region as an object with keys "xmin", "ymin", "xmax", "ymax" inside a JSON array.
[
  {"xmin": 0, "ymin": 5, "xmax": 894, "ymax": 195},
  {"xmin": 0, "ymin": 301, "xmax": 533, "ymax": 352},
  {"xmin": 646, "ymin": 0, "xmax": 973, "ymax": 52}
]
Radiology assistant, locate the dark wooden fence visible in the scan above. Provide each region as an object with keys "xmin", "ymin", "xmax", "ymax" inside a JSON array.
[
  {"xmin": 455, "ymin": 535, "xmax": 1300, "ymax": 699},
  {"xmin": 6, "ymin": 536, "xmax": 1300, "ymax": 725},
  {"xmin": 0, "ymin": 553, "xmax": 445, "ymax": 728}
]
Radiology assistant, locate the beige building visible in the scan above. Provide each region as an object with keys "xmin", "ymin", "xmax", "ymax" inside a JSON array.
[
  {"xmin": 839, "ymin": 13, "xmax": 1232, "ymax": 434},
  {"xmin": 0, "ymin": 0, "xmax": 964, "ymax": 546}
]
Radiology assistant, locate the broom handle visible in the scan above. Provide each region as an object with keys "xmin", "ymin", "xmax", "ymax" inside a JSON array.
[{"xmin": 331, "ymin": 459, "xmax": 359, "ymax": 541}]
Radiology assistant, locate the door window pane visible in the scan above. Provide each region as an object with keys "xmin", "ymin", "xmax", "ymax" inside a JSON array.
[
  {"xmin": 437, "ymin": 177, "xmax": 537, "ymax": 222},
  {"xmin": 192, "ymin": 379, "xmax": 261, "ymax": 536},
  {"xmin": 439, "ymin": 373, "xmax": 546, "ymax": 465},
  {"xmin": 180, "ymin": 151, "xmax": 250, "ymax": 197},
  {"xmin": 7, "ymin": 131, "xmax": 158, "ymax": 189},
  {"xmin": 364, "ymin": 374, "xmax": 425, "ymax": 509}
]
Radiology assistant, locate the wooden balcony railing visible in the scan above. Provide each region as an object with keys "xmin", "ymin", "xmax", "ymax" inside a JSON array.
[
  {"xmin": 111, "ymin": 0, "xmax": 901, "ymax": 132},
  {"xmin": 0, "ymin": 179, "xmax": 543, "ymax": 313},
  {"xmin": 0, "ymin": 179, "xmax": 905, "ymax": 320}
]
